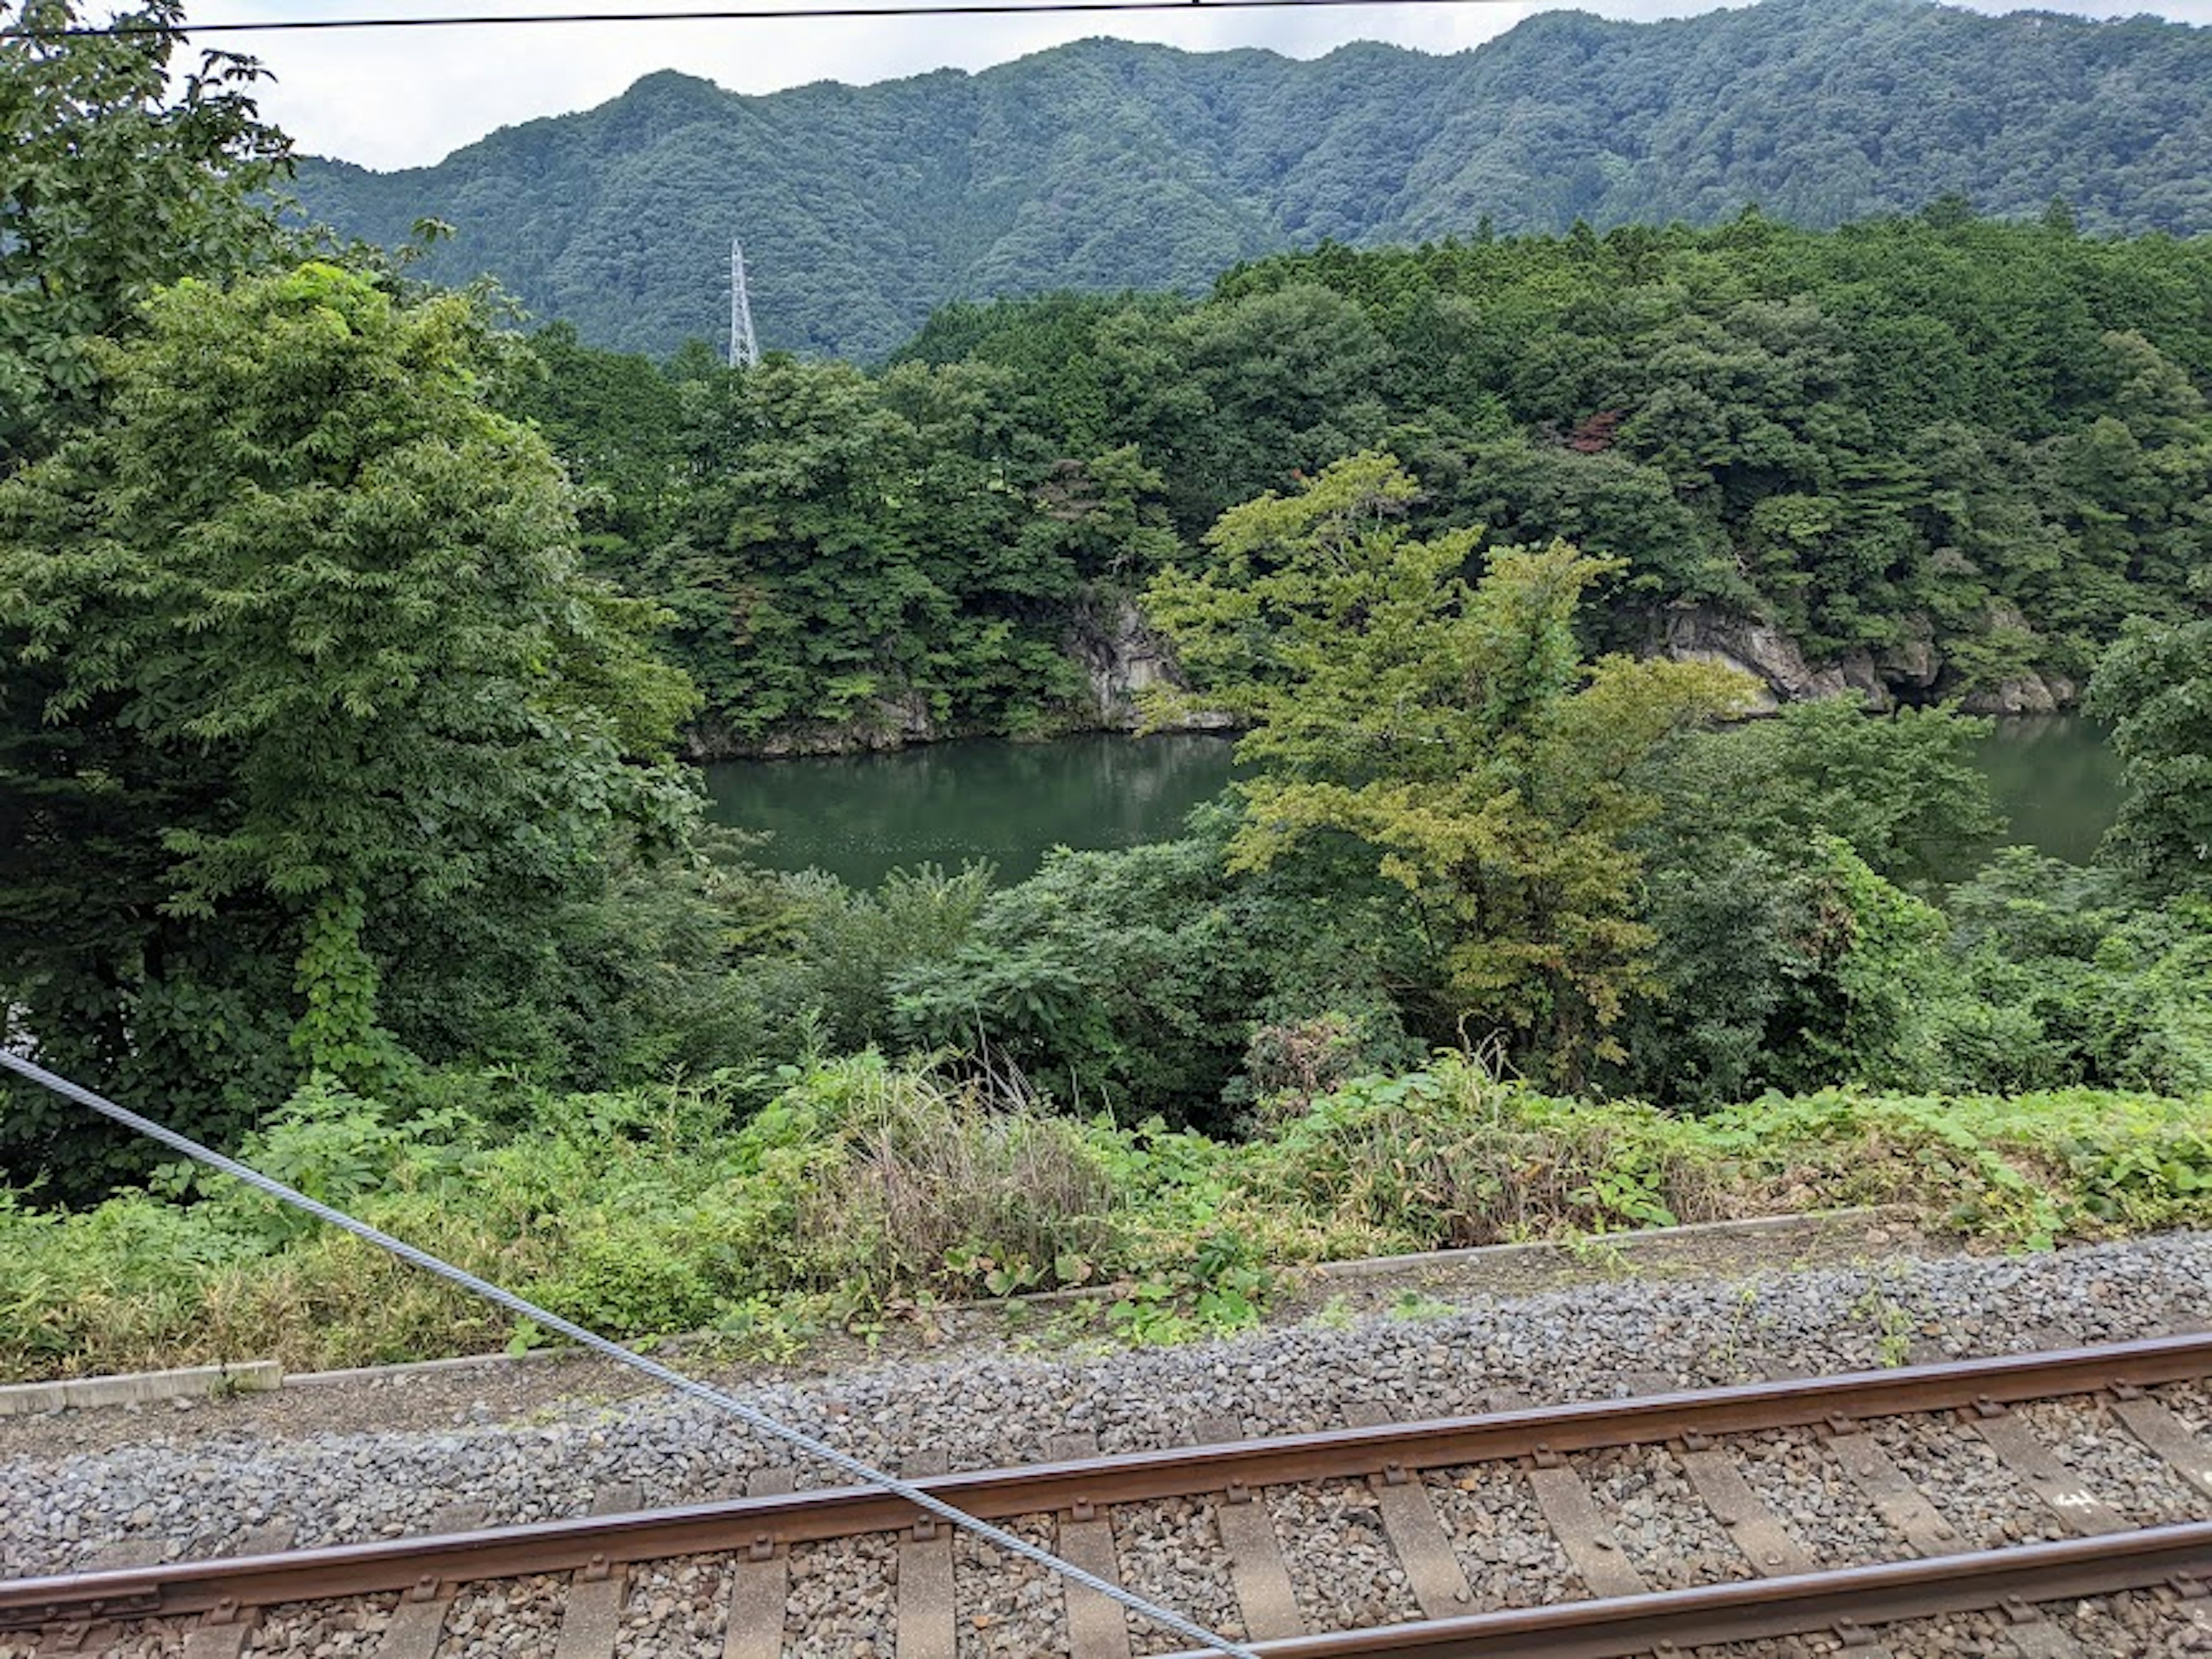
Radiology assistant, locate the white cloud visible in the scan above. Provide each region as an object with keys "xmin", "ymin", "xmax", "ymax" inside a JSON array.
[{"xmin": 178, "ymin": 0, "xmax": 2212, "ymax": 171}]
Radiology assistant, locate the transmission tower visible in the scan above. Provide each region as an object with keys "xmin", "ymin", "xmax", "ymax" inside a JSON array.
[{"xmin": 729, "ymin": 240, "xmax": 760, "ymax": 369}]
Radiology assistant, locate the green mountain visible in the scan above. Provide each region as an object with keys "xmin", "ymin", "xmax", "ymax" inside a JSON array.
[{"xmin": 292, "ymin": 0, "xmax": 2212, "ymax": 360}]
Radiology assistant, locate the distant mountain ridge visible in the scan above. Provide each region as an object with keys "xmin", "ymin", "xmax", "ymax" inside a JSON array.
[{"xmin": 293, "ymin": 0, "xmax": 2212, "ymax": 359}]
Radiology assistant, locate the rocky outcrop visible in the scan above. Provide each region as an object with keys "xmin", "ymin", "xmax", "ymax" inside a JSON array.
[
  {"xmin": 1652, "ymin": 604, "xmax": 2077, "ymax": 715},
  {"xmin": 682, "ymin": 690, "xmax": 940, "ymax": 760},
  {"xmin": 1066, "ymin": 598, "xmax": 1235, "ymax": 732},
  {"xmin": 1958, "ymin": 671, "xmax": 2078, "ymax": 715},
  {"xmin": 1656, "ymin": 606, "xmax": 1884, "ymax": 711}
]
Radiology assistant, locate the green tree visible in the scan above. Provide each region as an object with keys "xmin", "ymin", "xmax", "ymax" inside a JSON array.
[
  {"xmin": 1645, "ymin": 699, "xmax": 2003, "ymax": 891},
  {"xmin": 892, "ymin": 811, "xmax": 1423, "ymax": 1123},
  {"xmin": 1615, "ymin": 699, "xmax": 2002, "ymax": 1104},
  {"xmin": 2089, "ymin": 618, "xmax": 2212, "ymax": 901},
  {"xmin": 1146, "ymin": 453, "xmax": 1752, "ymax": 1082},
  {"xmin": 1, "ymin": 0, "xmax": 291, "ymax": 465},
  {"xmin": 0, "ymin": 263, "xmax": 697, "ymax": 1184}
]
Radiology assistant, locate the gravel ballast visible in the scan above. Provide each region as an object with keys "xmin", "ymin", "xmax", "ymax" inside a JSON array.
[
  {"xmin": 4, "ymin": 1232, "xmax": 2212, "ymax": 1645},
  {"xmin": 1423, "ymin": 1463, "xmax": 1582, "ymax": 1608},
  {"xmin": 1727, "ymin": 1427, "xmax": 1895, "ymax": 1567}
]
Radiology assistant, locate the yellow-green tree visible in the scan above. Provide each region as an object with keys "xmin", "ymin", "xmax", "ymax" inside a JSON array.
[{"xmin": 1146, "ymin": 452, "xmax": 1755, "ymax": 1082}]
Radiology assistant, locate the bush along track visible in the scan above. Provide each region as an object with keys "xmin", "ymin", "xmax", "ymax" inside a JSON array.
[{"xmin": 4, "ymin": 1053, "xmax": 2209, "ymax": 1385}]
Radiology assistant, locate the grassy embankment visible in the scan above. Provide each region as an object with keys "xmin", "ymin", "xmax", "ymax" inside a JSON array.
[{"xmin": 6, "ymin": 1054, "xmax": 2209, "ymax": 1383}]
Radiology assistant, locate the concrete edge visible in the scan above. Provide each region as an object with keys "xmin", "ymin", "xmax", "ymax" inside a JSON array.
[
  {"xmin": 21, "ymin": 1206, "xmax": 1915, "ymax": 1406},
  {"xmin": 1312, "ymin": 1204, "xmax": 1909, "ymax": 1280},
  {"xmin": 0, "ymin": 1359, "xmax": 281, "ymax": 1417}
]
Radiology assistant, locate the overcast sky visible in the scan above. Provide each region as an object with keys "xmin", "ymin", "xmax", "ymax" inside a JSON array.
[{"xmin": 173, "ymin": 0, "xmax": 2212, "ymax": 171}]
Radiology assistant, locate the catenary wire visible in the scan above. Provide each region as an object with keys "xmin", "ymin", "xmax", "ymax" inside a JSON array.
[
  {"xmin": 8, "ymin": 0, "xmax": 1531, "ymax": 38},
  {"xmin": 0, "ymin": 1046, "xmax": 1264, "ymax": 1659}
]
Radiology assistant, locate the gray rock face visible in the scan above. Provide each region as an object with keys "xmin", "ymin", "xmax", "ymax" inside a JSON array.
[
  {"xmin": 683, "ymin": 691, "xmax": 940, "ymax": 760},
  {"xmin": 1068, "ymin": 599, "xmax": 1234, "ymax": 733},
  {"xmin": 1653, "ymin": 605, "xmax": 2079, "ymax": 715},
  {"xmin": 1656, "ymin": 605, "xmax": 1873, "ymax": 710},
  {"xmin": 1959, "ymin": 671, "xmax": 2079, "ymax": 716},
  {"xmin": 1069, "ymin": 598, "xmax": 1179, "ymax": 728}
]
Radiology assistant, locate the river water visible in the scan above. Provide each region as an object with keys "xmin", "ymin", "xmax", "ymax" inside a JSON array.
[{"xmin": 702, "ymin": 716, "xmax": 2124, "ymax": 890}]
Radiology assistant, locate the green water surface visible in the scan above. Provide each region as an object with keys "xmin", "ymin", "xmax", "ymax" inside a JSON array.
[
  {"xmin": 703, "ymin": 733, "xmax": 1240, "ymax": 888},
  {"xmin": 704, "ymin": 717, "xmax": 2124, "ymax": 890}
]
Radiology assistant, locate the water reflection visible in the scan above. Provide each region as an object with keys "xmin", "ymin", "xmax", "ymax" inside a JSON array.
[
  {"xmin": 1971, "ymin": 715, "xmax": 2125, "ymax": 869},
  {"xmin": 702, "ymin": 717, "xmax": 2123, "ymax": 890},
  {"xmin": 702, "ymin": 733, "xmax": 1240, "ymax": 888}
]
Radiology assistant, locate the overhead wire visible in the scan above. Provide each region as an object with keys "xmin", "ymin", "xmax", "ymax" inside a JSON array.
[
  {"xmin": 0, "ymin": 1046, "xmax": 1264, "ymax": 1659},
  {"xmin": 8, "ymin": 0, "xmax": 1531, "ymax": 39}
]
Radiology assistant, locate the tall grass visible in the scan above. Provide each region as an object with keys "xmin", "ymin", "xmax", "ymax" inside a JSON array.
[{"xmin": 4, "ymin": 1055, "xmax": 2209, "ymax": 1381}]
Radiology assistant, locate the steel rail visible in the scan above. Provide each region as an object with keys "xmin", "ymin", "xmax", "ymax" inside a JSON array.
[
  {"xmin": 6, "ymin": 1328, "xmax": 2212, "ymax": 1630},
  {"xmin": 1152, "ymin": 1521, "xmax": 2212, "ymax": 1657}
]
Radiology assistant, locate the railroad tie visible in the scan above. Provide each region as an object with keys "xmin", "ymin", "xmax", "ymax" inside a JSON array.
[
  {"xmin": 2181, "ymin": 1580, "xmax": 2212, "ymax": 1641},
  {"xmin": 1192, "ymin": 1415, "xmax": 1304, "ymax": 1641},
  {"xmin": 1620, "ymin": 1367, "xmax": 1821, "ymax": 1581},
  {"xmin": 1825, "ymin": 1431, "xmax": 1964, "ymax": 1557},
  {"xmin": 1993, "ymin": 1593, "xmax": 2093, "ymax": 1659},
  {"xmin": 551, "ymin": 1481, "xmax": 642, "ymax": 1659},
  {"xmin": 376, "ymin": 1500, "xmax": 488, "ymax": 1659},
  {"xmin": 180, "ymin": 1524, "xmax": 297, "ymax": 1659},
  {"xmin": 895, "ymin": 1450, "xmax": 956, "ymax": 1659},
  {"xmin": 1674, "ymin": 1442, "xmax": 1817, "ymax": 1578},
  {"xmin": 1046, "ymin": 1433, "xmax": 1134, "ymax": 1659},
  {"xmin": 1967, "ymin": 1408, "xmax": 2128, "ymax": 1536},
  {"xmin": 1338, "ymin": 1403, "xmax": 1475, "ymax": 1620},
  {"xmin": 31, "ymin": 1540, "xmax": 161, "ymax": 1656},
  {"xmin": 1488, "ymin": 1389, "xmax": 1649, "ymax": 1601},
  {"xmin": 722, "ymin": 1467, "xmax": 793, "ymax": 1659},
  {"xmin": 2106, "ymin": 1389, "xmax": 2212, "ymax": 1501}
]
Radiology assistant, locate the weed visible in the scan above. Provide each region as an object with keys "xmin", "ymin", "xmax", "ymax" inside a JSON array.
[
  {"xmin": 1386, "ymin": 1290, "xmax": 1457, "ymax": 1321},
  {"xmin": 6, "ymin": 1056, "xmax": 2212, "ymax": 1382},
  {"xmin": 1308, "ymin": 1294, "xmax": 1359, "ymax": 1331}
]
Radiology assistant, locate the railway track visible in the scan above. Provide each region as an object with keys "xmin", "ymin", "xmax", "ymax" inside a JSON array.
[{"xmin": 5, "ymin": 1333, "xmax": 2211, "ymax": 1658}]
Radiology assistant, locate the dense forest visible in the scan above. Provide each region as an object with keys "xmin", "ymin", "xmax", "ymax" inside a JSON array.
[
  {"xmin": 518, "ymin": 216, "xmax": 2212, "ymax": 752},
  {"xmin": 293, "ymin": 0, "xmax": 2212, "ymax": 359},
  {"xmin": 2, "ymin": 2, "xmax": 2209, "ymax": 1378}
]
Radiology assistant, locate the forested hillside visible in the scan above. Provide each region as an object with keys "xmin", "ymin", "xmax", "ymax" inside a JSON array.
[
  {"xmin": 293, "ymin": 0, "xmax": 2212, "ymax": 359},
  {"xmin": 518, "ymin": 214, "xmax": 2212, "ymax": 755}
]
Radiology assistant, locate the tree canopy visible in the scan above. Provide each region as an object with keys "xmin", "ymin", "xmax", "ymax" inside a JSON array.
[
  {"xmin": 0, "ymin": 263, "xmax": 698, "ymax": 1190},
  {"xmin": 531, "ymin": 215, "xmax": 2212, "ymax": 752},
  {"xmin": 1, "ymin": 0, "xmax": 292, "ymax": 465},
  {"xmin": 1145, "ymin": 453, "xmax": 1753, "ymax": 1082}
]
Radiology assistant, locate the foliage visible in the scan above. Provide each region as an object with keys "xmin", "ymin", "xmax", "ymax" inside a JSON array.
[
  {"xmin": 1944, "ymin": 851, "xmax": 2212, "ymax": 1097},
  {"xmin": 0, "ymin": 264, "xmax": 700, "ymax": 1191},
  {"xmin": 1, "ymin": 0, "xmax": 293, "ymax": 464},
  {"xmin": 761, "ymin": 863, "xmax": 995, "ymax": 1054},
  {"xmin": 1145, "ymin": 453, "xmax": 1753, "ymax": 1083},
  {"xmin": 1643, "ymin": 701, "xmax": 2003, "ymax": 892},
  {"xmin": 897, "ymin": 218, "xmax": 2212, "ymax": 703},
  {"xmin": 7, "ymin": 1054, "xmax": 2210, "ymax": 1382},
  {"xmin": 290, "ymin": 1, "xmax": 2212, "ymax": 360},
  {"xmin": 479, "ymin": 214, "xmax": 2212, "ymax": 756},
  {"xmin": 612, "ymin": 353, "xmax": 1175, "ymax": 748},
  {"xmin": 1611, "ymin": 702, "xmax": 2005, "ymax": 1106},
  {"xmin": 892, "ymin": 821, "xmax": 1421, "ymax": 1124},
  {"xmin": 2088, "ymin": 619, "xmax": 2212, "ymax": 902}
]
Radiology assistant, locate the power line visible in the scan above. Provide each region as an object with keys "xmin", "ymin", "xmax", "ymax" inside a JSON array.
[
  {"xmin": 6, "ymin": 0, "xmax": 1529, "ymax": 39},
  {"xmin": 0, "ymin": 1045, "xmax": 1263, "ymax": 1659}
]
